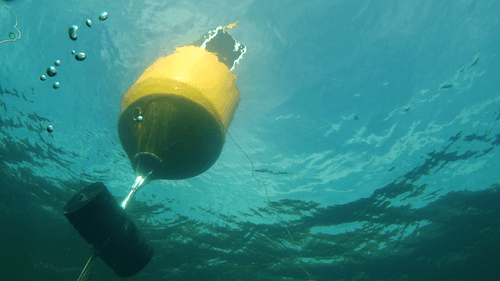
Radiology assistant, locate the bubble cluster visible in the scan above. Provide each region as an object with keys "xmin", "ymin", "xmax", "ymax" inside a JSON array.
[
  {"xmin": 41, "ymin": 66, "xmax": 59, "ymax": 87},
  {"xmin": 39, "ymin": 11, "xmax": 109, "ymax": 91}
]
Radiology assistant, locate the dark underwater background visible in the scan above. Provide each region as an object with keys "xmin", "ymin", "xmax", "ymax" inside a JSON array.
[{"xmin": 1, "ymin": 0, "xmax": 500, "ymax": 280}]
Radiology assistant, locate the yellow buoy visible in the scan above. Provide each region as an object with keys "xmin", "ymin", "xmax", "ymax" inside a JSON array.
[{"xmin": 118, "ymin": 45, "xmax": 240, "ymax": 180}]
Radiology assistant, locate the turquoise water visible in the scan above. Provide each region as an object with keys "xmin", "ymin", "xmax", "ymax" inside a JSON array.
[{"xmin": 1, "ymin": 0, "xmax": 500, "ymax": 280}]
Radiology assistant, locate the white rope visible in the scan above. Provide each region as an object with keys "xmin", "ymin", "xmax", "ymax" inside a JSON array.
[{"xmin": 0, "ymin": 0, "xmax": 21, "ymax": 44}]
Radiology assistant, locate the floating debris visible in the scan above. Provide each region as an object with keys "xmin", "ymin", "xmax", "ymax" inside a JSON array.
[
  {"xmin": 439, "ymin": 82, "xmax": 454, "ymax": 89},
  {"xmin": 40, "ymin": 75, "xmax": 46, "ymax": 81},
  {"xmin": 53, "ymin": 82, "xmax": 60, "ymax": 89},
  {"xmin": 86, "ymin": 19, "xmax": 92, "ymax": 27},
  {"xmin": 71, "ymin": 50, "xmax": 76, "ymax": 55},
  {"xmin": 54, "ymin": 60, "xmax": 61, "ymax": 66},
  {"xmin": 47, "ymin": 125, "xmax": 54, "ymax": 133},
  {"xmin": 8, "ymin": 32, "xmax": 16, "ymax": 40},
  {"xmin": 99, "ymin": 11, "xmax": 108, "ymax": 21},
  {"xmin": 75, "ymin": 52, "xmax": 86, "ymax": 61},
  {"xmin": 46, "ymin": 66, "xmax": 57, "ymax": 77},
  {"xmin": 68, "ymin": 25, "xmax": 78, "ymax": 40}
]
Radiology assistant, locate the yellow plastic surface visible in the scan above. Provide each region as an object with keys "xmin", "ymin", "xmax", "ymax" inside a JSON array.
[
  {"xmin": 121, "ymin": 45, "xmax": 240, "ymax": 130},
  {"xmin": 118, "ymin": 45, "xmax": 240, "ymax": 179}
]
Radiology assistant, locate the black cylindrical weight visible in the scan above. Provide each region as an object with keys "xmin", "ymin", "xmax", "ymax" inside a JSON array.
[
  {"xmin": 99, "ymin": 219, "xmax": 154, "ymax": 277},
  {"xmin": 64, "ymin": 182, "xmax": 154, "ymax": 277},
  {"xmin": 64, "ymin": 182, "xmax": 125, "ymax": 245}
]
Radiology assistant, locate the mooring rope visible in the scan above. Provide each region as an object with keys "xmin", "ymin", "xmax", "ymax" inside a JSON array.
[
  {"xmin": 0, "ymin": 1, "xmax": 21, "ymax": 44},
  {"xmin": 226, "ymin": 130, "xmax": 311, "ymax": 277}
]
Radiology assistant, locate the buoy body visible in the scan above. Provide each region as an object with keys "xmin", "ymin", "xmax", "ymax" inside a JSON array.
[
  {"xmin": 64, "ymin": 182, "xmax": 154, "ymax": 277},
  {"xmin": 118, "ymin": 46, "xmax": 240, "ymax": 179}
]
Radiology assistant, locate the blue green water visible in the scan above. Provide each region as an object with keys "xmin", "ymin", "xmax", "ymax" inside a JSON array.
[{"xmin": 1, "ymin": 0, "xmax": 500, "ymax": 280}]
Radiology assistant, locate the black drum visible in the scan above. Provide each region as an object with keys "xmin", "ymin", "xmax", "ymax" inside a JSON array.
[{"xmin": 64, "ymin": 182, "xmax": 154, "ymax": 277}]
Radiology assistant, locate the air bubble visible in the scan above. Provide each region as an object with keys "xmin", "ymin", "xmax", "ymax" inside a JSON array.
[
  {"xmin": 53, "ymin": 82, "xmax": 60, "ymax": 89},
  {"xmin": 75, "ymin": 52, "xmax": 86, "ymax": 61},
  {"xmin": 40, "ymin": 75, "xmax": 46, "ymax": 81},
  {"xmin": 86, "ymin": 19, "xmax": 92, "ymax": 27},
  {"xmin": 68, "ymin": 25, "xmax": 78, "ymax": 40},
  {"xmin": 99, "ymin": 11, "xmax": 108, "ymax": 21},
  {"xmin": 47, "ymin": 125, "xmax": 54, "ymax": 133},
  {"xmin": 46, "ymin": 66, "xmax": 57, "ymax": 77},
  {"xmin": 71, "ymin": 50, "xmax": 76, "ymax": 55},
  {"xmin": 55, "ymin": 60, "xmax": 61, "ymax": 66}
]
